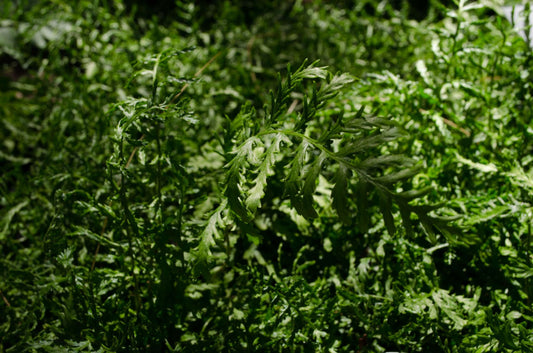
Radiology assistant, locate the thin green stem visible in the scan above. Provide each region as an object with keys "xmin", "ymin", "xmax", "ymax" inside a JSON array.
[{"xmin": 155, "ymin": 122, "xmax": 162, "ymax": 223}]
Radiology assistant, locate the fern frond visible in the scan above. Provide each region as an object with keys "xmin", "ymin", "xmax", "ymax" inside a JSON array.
[
  {"xmin": 246, "ymin": 133, "xmax": 290, "ymax": 212},
  {"xmin": 284, "ymin": 140, "xmax": 311, "ymax": 213},
  {"xmin": 218, "ymin": 61, "xmax": 456, "ymax": 240},
  {"xmin": 196, "ymin": 200, "xmax": 227, "ymax": 260},
  {"xmin": 268, "ymin": 60, "xmax": 328, "ymax": 126},
  {"xmin": 224, "ymin": 136, "xmax": 260, "ymax": 221},
  {"xmin": 297, "ymin": 151, "xmax": 327, "ymax": 219}
]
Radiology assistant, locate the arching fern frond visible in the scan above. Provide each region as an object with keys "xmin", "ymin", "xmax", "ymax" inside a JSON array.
[{"xmin": 219, "ymin": 61, "xmax": 455, "ymax": 242}]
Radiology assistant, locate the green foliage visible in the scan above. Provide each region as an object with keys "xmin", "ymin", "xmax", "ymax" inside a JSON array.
[
  {"xmin": 219, "ymin": 61, "xmax": 447, "ymax": 240},
  {"xmin": 1, "ymin": 0, "xmax": 532, "ymax": 352}
]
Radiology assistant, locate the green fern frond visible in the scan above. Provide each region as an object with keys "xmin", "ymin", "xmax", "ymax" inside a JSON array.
[
  {"xmin": 197, "ymin": 200, "xmax": 227, "ymax": 259},
  {"xmin": 224, "ymin": 137, "xmax": 259, "ymax": 221},
  {"xmin": 220, "ymin": 61, "xmax": 455, "ymax": 239},
  {"xmin": 246, "ymin": 133, "xmax": 291, "ymax": 212}
]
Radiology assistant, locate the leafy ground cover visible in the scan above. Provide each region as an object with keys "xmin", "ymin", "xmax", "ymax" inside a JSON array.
[{"xmin": 1, "ymin": 0, "xmax": 532, "ymax": 352}]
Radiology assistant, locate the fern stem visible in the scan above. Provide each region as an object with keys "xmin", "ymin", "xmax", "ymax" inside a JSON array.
[{"xmin": 156, "ymin": 122, "xmax": 162, "ymax": 222}]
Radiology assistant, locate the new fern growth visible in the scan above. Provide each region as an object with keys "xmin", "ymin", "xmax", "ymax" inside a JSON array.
[{"xmin": 198, "ymin": 61, "xmax": 456, "ymax": 259}]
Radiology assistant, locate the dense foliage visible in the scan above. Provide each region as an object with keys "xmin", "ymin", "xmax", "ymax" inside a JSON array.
[{"xmin": 1, "ymin": 0, "xmax": 532, "ymax": 352}]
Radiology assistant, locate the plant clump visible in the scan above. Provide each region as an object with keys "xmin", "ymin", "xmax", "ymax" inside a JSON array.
[{"xmin": 1, "ymin": 1, "xmax": 532, "ymax": 352}]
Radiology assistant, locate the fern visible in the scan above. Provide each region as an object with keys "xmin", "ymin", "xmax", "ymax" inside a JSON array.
[
  {"xmin": 198, "ymin": 61, "xmax": 457, "ymax": 260},
  {"xmin": 197, "ymin": 199, "xmax": 227, "ymax": 258},
  {"xmin": 245, "ymin": 133, "xmax": 291, "ymax": 212}
]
